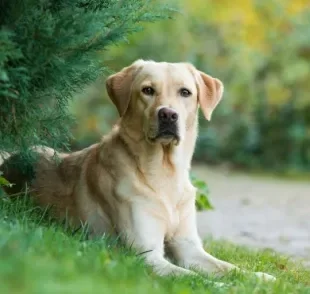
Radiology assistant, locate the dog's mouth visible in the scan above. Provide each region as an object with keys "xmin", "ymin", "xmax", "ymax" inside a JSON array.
[
  {"xmin": 158, "ymin": 130, "xmax": 177, "ymax": 138},
  {"xmin": 148, "ymin": 128, "xmax": 180, "ymax": 145}
]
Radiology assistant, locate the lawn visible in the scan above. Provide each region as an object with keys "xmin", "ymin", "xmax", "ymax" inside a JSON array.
[{"xmin": 0, "ymin": 195, "xmax": 309, "ymax": 294}]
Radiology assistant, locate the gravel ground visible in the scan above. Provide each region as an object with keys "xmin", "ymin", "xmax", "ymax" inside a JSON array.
[{"xmin": 194, "ymin": 165, "xmax": 310, "ymax": 267}]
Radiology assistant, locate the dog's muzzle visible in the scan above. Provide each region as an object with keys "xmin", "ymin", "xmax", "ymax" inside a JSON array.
[{"xmin": 155, "ymin": 107, "xmax": 180, "ymax": 141}]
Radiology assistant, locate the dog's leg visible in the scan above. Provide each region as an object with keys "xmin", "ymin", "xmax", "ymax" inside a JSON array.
[
  {"xmin": 124, "ymin": 205, "xmax": 196, "ymax": 277},
  {"xmin": 169, "ymin": 201, "xmax": 276, "ymax": 281}
]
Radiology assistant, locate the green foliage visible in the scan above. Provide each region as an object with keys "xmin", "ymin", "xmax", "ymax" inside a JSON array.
[
  {"xmin": 0, "ymin": 0, "xmax": 172, "ymax": 160},
  {"xmin": 191, "ymin": 173, "xmax": 213, "ymax": 211},
  {"xmin": 0, "ymin": 171, "xmax": 12, "ymax": 189},
  {"xmin": 197, "ymin": 5, "xmax": 310, "ymax": 172}
]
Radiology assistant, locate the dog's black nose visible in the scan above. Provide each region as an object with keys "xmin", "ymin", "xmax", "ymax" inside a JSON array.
[{"xmin": 158, "ymin": 108, "xmax": 178, "ymax": 123}]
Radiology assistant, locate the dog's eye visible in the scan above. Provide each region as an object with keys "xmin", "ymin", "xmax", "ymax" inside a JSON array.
[
  {"xmin": 142, "ymin": 87, "xmax": 155, "ymax": 96},
  {"xmin": 179, "ymin": 88, "xmax": 192, "ymax": 97}
]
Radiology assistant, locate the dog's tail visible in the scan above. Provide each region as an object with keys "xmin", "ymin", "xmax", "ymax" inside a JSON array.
[
  {"xmin": 0, "ymin": 151, "xmax": 11, "ymax": 166},
  {"xmin": 0, "ymin": 146, "xmax": 64, "ymax": 197}
]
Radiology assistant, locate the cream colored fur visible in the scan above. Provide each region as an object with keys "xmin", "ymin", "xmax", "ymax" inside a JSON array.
[{"xmin": 0, "ymin": 60, "xmax": 275, "ymax": 282}]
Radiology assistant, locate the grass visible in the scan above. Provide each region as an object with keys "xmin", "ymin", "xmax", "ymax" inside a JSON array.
[{"xmin": 0, "ymin": 195, "xmax": 310, "ymax": 294}]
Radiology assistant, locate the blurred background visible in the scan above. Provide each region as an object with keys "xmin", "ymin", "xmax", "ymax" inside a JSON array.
[
  {"xmin": 69, "ymin": 0, "xmax": 310, "ymax": 266},
  {"xmin": 70, "ymin": 0, "xmax": 310, "ymax": 174}
]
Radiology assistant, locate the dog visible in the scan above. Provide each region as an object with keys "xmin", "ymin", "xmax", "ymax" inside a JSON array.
[{"xmin": 0, "ymin": 60, "xmax": 275, "ymax": 281}]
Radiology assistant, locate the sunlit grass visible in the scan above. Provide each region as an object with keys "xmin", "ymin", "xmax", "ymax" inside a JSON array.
[{"xmin": 0, "ymin": 195, "xmax": 309, "ymax": 294}]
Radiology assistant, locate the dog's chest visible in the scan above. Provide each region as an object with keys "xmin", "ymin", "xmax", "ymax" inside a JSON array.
[
  {"xmin": 146, "ymin": 169, "xmax": 189, "ymax": 235},
  {"xmin": 148, "ymin": 166, "xmax": 185, "ymax": 200},
  {"xmin": 116, "ymin": 149, "xmax": 194, "ymax": 238}
]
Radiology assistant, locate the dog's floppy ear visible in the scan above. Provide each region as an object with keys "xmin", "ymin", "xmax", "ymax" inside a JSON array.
[
  {"xmin": 197, "ymin": 71, "xmax": 224, "ymax": 121},
  {"xmin": 106, "ymin": 60, "xmax": 143, "ymax": 117}
]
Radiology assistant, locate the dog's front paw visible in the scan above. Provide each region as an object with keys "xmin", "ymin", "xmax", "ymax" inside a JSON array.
[{"xmin": 254, "ymin": 272, "xmax": 276, "ymax": 281}]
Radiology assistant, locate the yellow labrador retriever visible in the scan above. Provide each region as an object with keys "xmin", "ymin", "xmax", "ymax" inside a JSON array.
[{"xmin": 1, "ymin": 60, "xmax": 275, "ymax": 281}]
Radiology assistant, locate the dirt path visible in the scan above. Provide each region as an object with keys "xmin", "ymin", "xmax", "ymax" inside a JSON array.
[{"xmin": 193, "ymin": 165, "xmax": 310, "ymax": 267}]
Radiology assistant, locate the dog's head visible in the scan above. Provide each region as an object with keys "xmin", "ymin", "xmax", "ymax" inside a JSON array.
[{"xmin": 106, "ymin": 60, "xmax": 223, "ymax": 145}]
